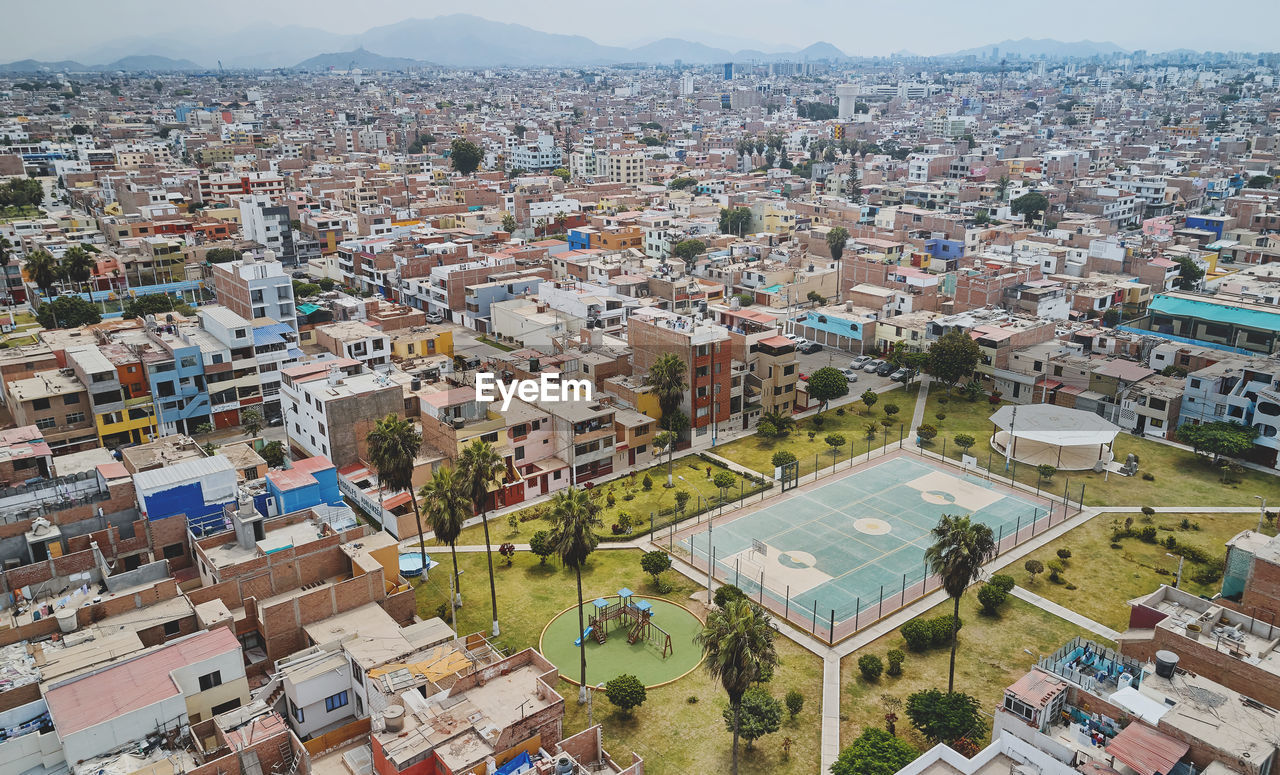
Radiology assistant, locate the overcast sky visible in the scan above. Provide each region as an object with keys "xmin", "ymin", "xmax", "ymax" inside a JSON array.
[{"xmin": 5, "ymin": 0, "xmax": 1278, "ymax": 61}]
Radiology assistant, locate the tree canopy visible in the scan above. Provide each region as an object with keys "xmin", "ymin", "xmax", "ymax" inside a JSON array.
[
  {"xmin": 827, "ymin": 226, "xmax": 849, "ymax": 261},
  {"xmin": 672, "ymin": 239, "xmax": 707, "ymax": 261},
  {"xmin": 831, "ymin": 728, "xmax": 918, "ymax": 775},
  {"xmin": 719, "ymin": 207, "xmax": 753, "ymax": 236},
  {"xmin": 1010, "ymin": 192, "xmax": 1049, "ymax": 226},
  {"xmin": 668, "ymin": 176, "xmax": 698, "ymax": 190},
  {"xmin": 905, "ymin": 689, "xmax": 985, "ymax": 746},
  {"xmin": 927, "ymin": 330, "xmax": 981, "ymax": 389},
  {"xmin": 807, "ymin": 367, "xmax": 850, "ymax": 410},
  {"xmin": 449, "ymin": 138, "xmax": 483, "ymax": 175},
  {"xmin": 1174, "ymin": 256, "xmax": 1205, "ymax": 290},
  {"xmin": 722, "ymin": 686, "xmax": 782, "ymax": 749},
  {"xmin": 37, "ymin": 295, "xmax": 101, "ymax": 329},
  {"xmin": 1177, "ymin": 421, "xmax": 1259, "ymax": 462}
]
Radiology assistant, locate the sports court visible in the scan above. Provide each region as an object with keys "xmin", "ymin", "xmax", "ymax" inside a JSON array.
[{"xmin": 680, "ymin": 452, "xmax": 1051, "ymax": 638}]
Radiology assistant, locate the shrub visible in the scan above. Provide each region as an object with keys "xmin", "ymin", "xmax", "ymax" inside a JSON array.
[
  {"xmin": 930, "ymin": 614, "xmax": 960, "ymax": 644},
  {"xmin": 1142, "ymin": 472, "xmax": 1155, "ymax": 481},
  {"xmin": 641, "ymin": 550, "xmax": 672, "ymax": 584},
  {"xmin": 812, "ymin": 415, "xmax": 825, "ymax": 429},
  {"xmin": 757, "ymin": 420, "xmax": 779, "ymax": 439},
  {"xmin": 785, "ymin": 689, "xmax": 804, "ymax": 719},
  {"xmin": 954, "ymin": 433, "xmax": 976, "ymax": 452},
  {"xmin": 1139, "ymin": 526, "xmax": 1158, "ymax": 543},
  {"xmin": 1056, "ymin": 548, "xmax": 1072, "ymax": 561},
  {"xmin": 714, "ymin": 584, "xmax": 746, "ymax": 608},
  {"xmin": 772, "ymin": 450, "xmax": 798, "ymax": 469},
  {"xmin": 1047, "ymin": 558, "xmax": 1065, "ymax": 582},
  {"xmin": 1141, "ymin": 506, "xmax": 1156, "ymax": 516},
  {"xmin": 858, "ymin": 654, "xmax": 884, "ymax": 681},
  {"xmin": 989, "ymin": 574, "xmax": 1015, "ymax": 593},
  {"xmin": 886, "ymin": 649, "xmax": 905, "ymax": 676},
  {"xmin": 1024, "ymin": 559, "xmax": 1044, "ymax": 581},
  {"xmin": 1191, "ymin": 557, "xmax": 1226, "ymax": 585},
  {"xmin": 605, "ymin": 674, "xmax": 647, "ymax": 715},
  {"xmin": 934, "ymin": 412, "xmax": 947, "ymax": 423},
  {"xmin": 916, "ymin": 424, "xmax": 938, "ymax": 442},
  {"xmin": 808, "ymin": 430, "xmax": 818, "ymax": 441},
  {"xmin": 655, "ymin": 577, "xmax": 674, "ymax": 594},
  {"xmin": 687, "ymin": 695, "xmax": 698, "ymax": 704},
  {"xmin": 977, "ymin": 583, "xmax": 1008, "ymax": 615},
  {"xmin": 901, "ymin": 618, "xmax": 932, "ymax": 651},
  {"xmin": 642, "ymin": 474, "xmax": 653, "ymax": 491},
  {"xmin": 836, "ymin": 407, "xmax": 846, "ymax": 416},
  {"xmin": 1037, "ymin": 464, "xmax": 1057, "ymax": 481},
  {"xmin": 529, "ymin": 531, "xmax": 554, "ymax": 564},
  {"xmin": 883, "ymin": 403, "xmax": 901, "ymax": 417},
  {"xmin": 606, "ymin": 492, "xmax": 616, "ymax": 508},
  {"xmin": 674, "ymin": 490, "xmax": 690, "ymax": 513}
]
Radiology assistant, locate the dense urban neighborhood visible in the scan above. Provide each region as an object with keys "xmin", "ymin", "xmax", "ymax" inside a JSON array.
[{"xmin": 2, "ymin": 13, "xmax": 1280, "ymax": 775}]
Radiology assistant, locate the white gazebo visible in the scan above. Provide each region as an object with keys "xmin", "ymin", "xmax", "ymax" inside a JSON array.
[{"xmin": 988, "ymin": 404, "xmax": 1120, "ymax": 470}]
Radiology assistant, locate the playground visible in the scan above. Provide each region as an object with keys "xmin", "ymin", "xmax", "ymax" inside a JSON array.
[
  {"xmin": 679, "ymin": 452, "xmax": 1052, "ymax": 640},
  {"xmin": 539, "ymin": 590, "xmax": 704, "ymax": 687}
]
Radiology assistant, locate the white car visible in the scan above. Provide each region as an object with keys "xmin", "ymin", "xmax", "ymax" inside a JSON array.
[
  {"xmin": 840, "ymin": 368, "xmax": 861, "ymax": 382},
  {"xmin": 850, "ymin": 355, "xmax": 873, "ymax": 369},
  {"xmin": 791, "ymin": 338, "xmax": 811, "ymax": 349},
  {"xmin": 424, "ymin": 311, "xmax": 445, "ymax": 324}
]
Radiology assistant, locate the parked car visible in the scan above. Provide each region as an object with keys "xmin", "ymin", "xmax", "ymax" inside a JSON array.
[
  {"xmin": 424, "ymin": 311, "xmax": 445, "ymax": 324},
  {"xmin": 784, "ymin": 332, "xmax": 801, "ymax": 341},
  {"xmin": 876, "ymin": 361, "xmax": 896, "ymax": 376},
  {"xmin": 840, "ymin": 368, "xmax": 861, "ymax": 382},
  {"xmin": 791, "ymin": 337, "xmax": 811, "ymax": 348},
  {"xmin": 798, "ymin": 372, "xmax": 809, "ymax": 382},
  {"xmin": 863, "ymin": 359, "xmax": 885, "ymax": 373},
  {"xmin": 850, "ymin": 355, "xmax": 873, "ymax": 369},
  {"xmin": 798, "ymin": 342, "xmax": 822, "ymax": 354},
  {"xmin": 890, "ymin": 368, "xmax": 912, "ymax": 382}
]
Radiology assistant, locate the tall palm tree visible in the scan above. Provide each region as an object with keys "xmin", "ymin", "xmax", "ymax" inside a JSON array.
[
  {"xmin": 459, "ymin": 439, "xmax": 506, "ymax": 637},
  {"xmin": 697, "ymin": 599, "xmax": 779, "ymax": 775},
  {"xmin": 62, "ymin": 245, "xmax": 96, "ymax": 297},
  {"xmin": 548, "ymin": 487, "xmax": 602, "ymax": 703},
  {"xmin": 366, "ymin": 414, "xmax": 427, "ymax": 570},
  {"xmin": 25, "ymin": 249, "xmax": 62, "ymax": 300},
  {"xmin": 647, "ymin": 352, "xmax": 688, "ymax": 423},
  {"xmin": 654, "ymin": 430, "xmax": 677, "ymax": 488},
  {"xmin": 420, "ymin": 465, "xmax": 467, "ymax": 611},
  {"xmin": 924, "ymin": 513, "xmax": 997, "ymax": 693}
]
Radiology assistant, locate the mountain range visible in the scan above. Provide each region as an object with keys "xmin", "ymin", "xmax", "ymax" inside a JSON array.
[{"xmin": 0, "ymin": 16, "xmax": 1135, "ymax": 72}]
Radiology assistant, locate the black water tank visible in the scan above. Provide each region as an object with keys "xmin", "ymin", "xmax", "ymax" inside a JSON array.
[{"xmin": 1154, "ymin": 650, "xmax": 1179, "ymax": 678}]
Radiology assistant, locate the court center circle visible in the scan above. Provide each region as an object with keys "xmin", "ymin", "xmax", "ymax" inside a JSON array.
[
  {"xmin": 853, "ymin": 517, "xmax": 892, "ymax": 535},
  {"xmin": 778, "ymin": 550, "xmax": 817, "ymax": 568},
  {"xmin": 920, "ymin": 490, "xmax": 957, "ymax": 505}
]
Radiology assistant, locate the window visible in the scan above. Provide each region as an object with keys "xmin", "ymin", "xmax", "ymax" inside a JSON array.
[
  {"xmin": 163, "ymin": 543, "xmax": 185, "ymax": 559},
  {"xmin": 32, "ymin": 398, "xmax": 50, "ymax": 411},
  {"xmin": 163, "ymin": 620, "xmax": 181, "ymax": 637},
  {"xmin": 198, "ymin": 670, "xmax": 222, "ymax": 691},
  {"xmin": 63, "ymin": 394, "xmax": 81, "ymax": 405},
  {"xmin": 66, "ymin": 412, "xmax": 86, "ymax": 424},
  {"xmin": 35, "ymin": 417, "xmax": 56, "ymax": 430},
  {"xmin": 290, "ymin": 699, "xmax": 304, "ymax": 724},
  {"xmin": 351, "ymin": 659, "xmax": 363, "ymax": 684},
  {"xmin": 180, "ymin": 356, "xmax": 197, "ymax": 369},
  {"xmin": 325, "ymin": 691, "xmax": 349, "ymax": 712}
]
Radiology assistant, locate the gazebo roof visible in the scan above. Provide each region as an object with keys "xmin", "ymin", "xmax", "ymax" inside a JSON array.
[{"xmin": 989, "ymin": 404, "xmax": 1120, "ymax": 447}]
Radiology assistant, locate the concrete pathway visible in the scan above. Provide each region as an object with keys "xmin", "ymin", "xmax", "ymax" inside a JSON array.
[
  {"xmin": 908, "ymin": 375, "xmax": 932, "ymax": 433},
  {"xmin": 1010, "ymin": 586, "xmax": 1121, "ymax": 642},
  {"xmin": 821, "ymin": 656, "xmax": 841, "ymax": 773}
]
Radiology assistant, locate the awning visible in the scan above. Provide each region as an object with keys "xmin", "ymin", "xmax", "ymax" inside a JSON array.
[
  {"xmin": 989, "ymin": 403, "xmax": 1120, "ymax": 447},
  {"xmin": 1105, "ymin": 722, "xmax": 1189, "ymax": 775}
]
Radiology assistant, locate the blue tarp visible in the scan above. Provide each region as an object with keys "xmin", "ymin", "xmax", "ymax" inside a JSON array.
[{"xmin": 494, "ymin": 751, "xmax": 532, "ymax": 775}]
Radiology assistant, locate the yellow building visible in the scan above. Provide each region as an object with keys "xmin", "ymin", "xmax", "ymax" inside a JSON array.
[
  {"xmin": 96, "ymin": 397, "xmax": 158, "ymax": 446},
  {"xmin": 389, "ymin": 327, "xmax": 453, "ymax": 360}
]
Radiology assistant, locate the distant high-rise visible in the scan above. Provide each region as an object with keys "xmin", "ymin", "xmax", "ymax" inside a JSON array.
[{"xmin": 724, "ymin": 63, "xmax": 733, "ymax": 80}]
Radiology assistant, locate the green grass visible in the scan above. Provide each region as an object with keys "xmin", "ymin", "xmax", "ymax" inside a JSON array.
[
  {"xmin": 922, "ymin": 385, "xmax": 1280, "ymax": 507},
  {"xmin": 434, "ymin": 455, "xmax": 767, "ymax": 547},
  {"xmin": 477, "ymin": 335, "xmax": 516, "ymax": 352},
  {"xmin": 714, "ymin": 384, "xmax": 920, "ymax": 477},
  {"xmin": 1014, "ymin": 511, "xmax": 1275, "ymax": 630},
  {"xmin": 841, "ymin": 594, "xmax": 1113, "ymax": 752},
  {"xmin": 0, "ymin": 205, "xmax": 40, "ymax": 223},
  {"xmin": 413, "ymin": 547, "xmax": 822, "ymax": 775}
]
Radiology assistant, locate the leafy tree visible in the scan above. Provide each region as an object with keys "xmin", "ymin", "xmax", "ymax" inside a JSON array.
[
  {"xmin": 260, "ymin": 440, "xmax": 285, "ymax": 467},
  {"xmin": 771, "ymin": 450, "xmax": 797, "ymax": 469},
  {"xmin": 1178, "ymin": 421, "xmax": 1259, "ymax": 462},
  {"xmin": 1036, "ymin": 464, "xmax": 1057, "ymax": 482},
  {"xmin": 698, "ymin": 599, "xmax": 779, "ymax": 773},
  {"xmin": 977, "ymin": 583, "xmax": 1008, "ymax": 614},
  {"xmin": 757, "ymin": 420, "xmax": 778, "ymax": 439},
  {"xmin": 925, "ymin": 514, "xmax": 996, "ymax": 692},
  {"xmin": 605, "ymin": 674, "xmax": 647, "ymax": 715},
  {"xmin": 293, "ymin": 282, "xmax": 320, "ymax": 298},
  {"xmin": 672, "ymin": 239, "xmax": 707, "ymax": 261},
  {"xmin": 785, "ymin": 689, "xmax": 804, "ymax": 719},
  {"xmin": 205, "ymin": 247, "xmax": 239, "ymax": 264},
  {"xmin": 1011, "ymin": 192, "xmax": 1049, "ymax": 226},
  {"xmin": 368, "ymin": 414, "xmax": 428, "ymax": 572},
  {"xmin": 905, "ymin": 689, "xmax": 985, "ymax": 746},
  {"xmin": 713, "ymin": 470, "xmax": 737, "ymax": 500},
  {"xmin": 420, "ymin": 465, "xmax": 469, "ymax": 609},
  {"xmin": 460, "ymin": 439, "xmax": 506, "ymax": 637},
  {"xmin": 858, "ymin": 654, "xmax": 884, "ymax": 681},
  {"xmin": 719, "ymin": 207, "xmax": 753, "ymax": 236},
  {"xmin": 713, "ymin": 583, "xmax": 746, "ymax": 608},
  {"xmin": 887, "ymin": 649, "xmax": 905, "ymax": 677},
  {"xmin": 826, "ymin": 226, "xmax": 849, "ymax": 261},
  {"xmin": 807, "ymin": 290, "xmax": 825, "ymax": 305},
  {"xmin": 1173, "ymin": 255, "xmax": 1205, "ymax": 290},
  {"xmin": 954, "ymin": 433, "xmax": 976, "ymax": 453},
  {"xmin": 1024, "ymin": 558, "xmax": 1044, "ymax": 582},
  {"xmin": 69, "ymin": 124, "xmax": 89, "ymax": 135},
  {"xmin": 641, "ymin": 550, "xmax": 672, "ymax": 584},
  {"xmin": 550, "ymin": 486, "xmax": 603, "ymax": 703},
  {"xmin": 674, "ymin": 489, "xmax": 691, "ymax": 513},
  {"xmin": 1246, "ymin": 175, "xmax": 1273, "ymax": 189},
  {"xmin": 501, "ymin": 213, "xmax": 517, "ymax": 233},
  {"xmin": 449, "ymin": 138, "xmax": 483, "ymax": 175},
  {"xmin": 916, "ymin": 424, "xmax": 938, "ymax": 443},
  {"xmin": 316, "ymin": 277, "xmax": 336, "ymax": 292},
  {"xmin": 37, "ymin": 295, "xmax": 101, "ymax": 328},
  {"xmin": 860, "ymin": 388, "xmax": 878, "ymax": 413},
  {"xmin": 831, "ymin": 728, "xmax": 918, "ymax": 775},
  {"xmin": 927, "ymin": 330, "xmax": 981, "ymax": 391},
  {"xmin": 407, "ymin": 133, "xmax": 436, "ymax": 153},
  {"xmin": 723, "ymin": 686, "xmax": 782, "ymax": 750},
  {"xmin": 122, "ymin": 293, "xmax": 185, "ymax": 320},
  {"xmin": 0, "ymin": 236, "xmax": 11, "ymax": 268},
  {"xmin": 883, "ymin": 403, "xmax": 900, "ymax": 418},
  {"xmin": 1103, "ymin": 307, "xmax": 1122, "ymax": 326},
  {"xmin": 807, "ymin": 367, "xmax": 850, "ymax": 412},
  {"xmin": 668, "ymin": 176, "xmax": 698, "ymax": 190},
  {"xmin": 551, "ymin": 168, "xmax": 571, "ymax": 181},
  {"xmin": 240, "ymin": 408, "xmax": 263, "ymax": 437},
  {"xmin": 529, "ymin": 530, "xmax": 554, "ymax": 565}
]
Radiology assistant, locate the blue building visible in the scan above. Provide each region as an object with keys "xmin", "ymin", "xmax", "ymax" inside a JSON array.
[
  {"xmin": 924, "ymin": 237, "xmax": 964, "ymax": 260},
  {"xmin": 147, "ymin": 330, "xmax": 212, "ymax": 436},
  {"xmin": 134, "ymin": 456, "xmax": 238, "ymax": 536},
  {"xmin": 260, "ymin": 455, "xmax": 344, "ymax": 517},
  {"xmin": 1183, "ymin": 214, "xmax": 1230, "ymax": 240},
  {"xmin": 566, "ymin": 228, "xmax": 592, "ymax": 251},
  {"xmin": 724, "ymin": 63, "xmax": 733, "ymax": 80}
]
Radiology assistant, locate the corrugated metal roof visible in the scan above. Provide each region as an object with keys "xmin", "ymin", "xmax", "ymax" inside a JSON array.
[{"xmin": 134, "ymin": 455, "xmax": 237, "ymax": 498}]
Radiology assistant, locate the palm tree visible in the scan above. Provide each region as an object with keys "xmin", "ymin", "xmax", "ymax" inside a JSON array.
[
  {"xmin": 654, "ymin": 430, "xmax": 677, "ymax": 488},
  {"xmin": 548, "ymin": 487, "xmax": 602, "ymax": 703},
  {"xmin": 759, "ymin": 409, "xmax": 795, "ymax": 436},
  {"xmin": 459, "ymin": 439, "xmax": 506, "ymax": 637},
  {"xmin": 420, "ymin": 465, "xmax": 468, "ymax": 611},
  {"xmin": 924, "ymin": 514, "xmax": 997, "ymax": 693},
  {"xmin": 647, "ymin": 352, "xmax": 688, "ymax": 424},
  {"xmin": 25, "ymin": 249, "xmax": 62, "ymax": 300},
  {"xmin": 62, "ymin": 245, "xmax": 96, "ymax": 297},
  {"xmin": 697, "ymin": 599, "xmax": 779, "ymax": 775},
  {"xmin": 367, "ymin": 414, "xmax": 427, "ymax": 570}
]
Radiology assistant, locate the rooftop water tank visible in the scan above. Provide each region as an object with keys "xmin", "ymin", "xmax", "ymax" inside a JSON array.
[{"xmin": 1154, "ymin": 650, "xmax": 1179, "ymax": 679}]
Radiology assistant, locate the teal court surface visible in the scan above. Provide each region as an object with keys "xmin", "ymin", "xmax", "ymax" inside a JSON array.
[{"xmin": 679, "ymin": 452, "xmax": 1053, "ymax": 641}]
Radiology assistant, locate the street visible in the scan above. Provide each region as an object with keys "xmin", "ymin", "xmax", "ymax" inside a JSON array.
[{"xmin": 793, "ymin": 346, "xmax": 897, "ymax": 395}]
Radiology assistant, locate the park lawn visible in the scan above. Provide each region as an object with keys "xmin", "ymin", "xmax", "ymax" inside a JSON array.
[
  {"xmin": 840, "ymin": 595, "xmax": 1112, "ymax": 753},
  {"xmin": 432, "ymin": 454, "xmax": 766, "ymax": 548},
  {"xmin": 714, "ymin": 383, "xmax": 920, "ymax": 477},
  {"xmin": 412, "ymin": 546, "xmax": 822, "ymax": 775},
  {"xmin": 1014, "ymin": 511, "xmax": 1276, "ymax": 631},
  {"xmin": 922, "ymin": 385, "xmax": 1280, "ymax": 507},
  {"xmin": 477, "ymin": 335, "xmax": 515, "ymax": 352}
]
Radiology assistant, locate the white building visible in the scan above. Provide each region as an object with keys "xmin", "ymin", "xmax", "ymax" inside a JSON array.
[
  {"xmin": 507, "ymin": 134, "xmax": 562, "ymax": 171},
  {"xmin": 238, "ymin": 194, "xmax": 297, "ymax": 265}
]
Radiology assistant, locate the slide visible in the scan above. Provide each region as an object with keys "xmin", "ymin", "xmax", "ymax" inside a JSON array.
[{"xmin": 574, "ymin": 626, "xmax": 593, "ymax": 647}]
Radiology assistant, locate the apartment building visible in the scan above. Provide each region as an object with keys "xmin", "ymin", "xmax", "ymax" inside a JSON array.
[
  {"xmin": 6, "ymin": 370, "xmax": 97, "ymax": 455},
  {"xmin": 239, "ymin": 194, "xmax": 298, "ymax": 265},
  {"xmin": 198, "ymin": 171, "xmax": 285, "ymax": 205},
  {"xmin": 210, "ymin": 251, "xmax": 298, "ymax": 332},
  {"xmin": 281, "ymin": 360, "xmax": 405, "ymax": 467},
  {"xmin": 1179, "ymin": 357, "xmax": 1280, "ymax": 465},
  {"xmin": 628, "ymin": 307, "xmax": 734, "ymax": 437},
  {"xmin": 315, "ymin": 320, "xmax": 392, "ymax": 369}
]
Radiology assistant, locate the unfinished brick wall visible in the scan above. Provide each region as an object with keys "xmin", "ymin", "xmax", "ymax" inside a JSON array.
[
  {"xmin": 257, "ymin": 572, "xmax": 384, "ymax": 662},
  {"xmin": 1241, "ymin": 557, "xmax": 1280, "ymax": 618},
  {"xmin": 1119, "ymin": 629, "xmax": 1280, "ymax": 710},
  {"xmin": 148, "ymin": 514, "xmax": 194, "ymax": 570}
]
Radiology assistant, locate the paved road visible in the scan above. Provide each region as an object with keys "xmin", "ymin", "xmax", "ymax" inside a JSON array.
[{"xmin": 793, "ymin": 346, "xmax": 897, "ymax": 394}]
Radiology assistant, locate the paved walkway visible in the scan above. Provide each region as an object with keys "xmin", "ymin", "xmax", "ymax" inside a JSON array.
[
  {"xmin": 909, "ymin": 375, "xmax": 932, "ymax": 432},
  {"xmin": 821, "ymin": 656, "xmax": 841, "ymax": 772},
  {"xmin": 1010, "ymin": 586, "xmax": 1121, "ymax": 642}
]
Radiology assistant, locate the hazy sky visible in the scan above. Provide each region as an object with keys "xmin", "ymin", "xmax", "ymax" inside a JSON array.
[{"xmin": 5, "ymin": 0, "xmax": 1279, "ymax": 61}]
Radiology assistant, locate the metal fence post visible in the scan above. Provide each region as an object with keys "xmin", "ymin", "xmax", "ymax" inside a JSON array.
[
  {"xmin": 878, "ymin": 585, "xmax": 884, "ymax": 619},
  {"xmin": 899, "ymin": 424, "xmax": 904, "ymax": 449},
  {"xmin": 1079, "ymin": 484, "xmax": 1086, "ymax": 512},
  {"xmin": 901, "ymin": 573, "xmax": 907, "ymax": 604},
  {"xmin": 734, "ymin": 558, "xmax": 740, "ymax": 587},
  {"xmin": 811, "ymin": 600, "xmax": 818, "ymax": 634},
  {"xmin": 854, "ymin": 597, "xmax": 860, "ymax": 630},
  {"xmin": 1014, "ymin": 514, "xmax": 1021, "ymax": 542},
  {"xmin": 784, "ymin": 585, "xmax": 790, "ymax": 620},
  {"xmin": 758, "ymin": 571, "xmax": 764, "ymax": 604},
  {"xmin": 997, "ymin": 523, "xmax": 1004, "ymax": 551},
  {"xmin": 650, "ymin": 512, "xmax": 654, "ymax": 541},
  {"xmin": 829, "ymin": 609, "xmax": 836, "ymax": 645}
]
